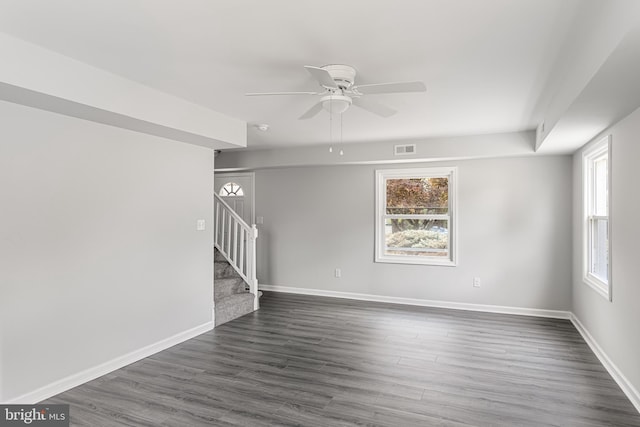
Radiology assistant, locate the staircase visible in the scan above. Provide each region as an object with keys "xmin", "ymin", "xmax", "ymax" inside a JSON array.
[
  {"xmin": 213, "ymin": 193, "xmax": 259, "ymax": 326},
  {"xmin": 214, "ymin": 248, "xmax": 255, "ymax": 326}
]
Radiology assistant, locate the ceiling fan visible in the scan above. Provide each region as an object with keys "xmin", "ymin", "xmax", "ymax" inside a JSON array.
[{"xmin": 246, "ymin": 64, "xmax": 426, "ymax": 119}]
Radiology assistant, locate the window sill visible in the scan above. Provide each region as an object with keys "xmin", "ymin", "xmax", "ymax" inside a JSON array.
[
  {"xmin": 375, "ymin": 256, "xmax": 457, "ymax": 267},
  {"xmin": 584, "ymin": 274, "xmax": 611, "ymax": 301}
]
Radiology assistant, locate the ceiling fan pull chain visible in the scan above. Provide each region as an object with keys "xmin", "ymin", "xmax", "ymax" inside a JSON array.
[
  {"xmin": 340, "ymin": 112, "xmax": 344, "ymax": 156},
  {"xmin": 329, "ymin": 99, "xmax": 333, "ymax": 152}
]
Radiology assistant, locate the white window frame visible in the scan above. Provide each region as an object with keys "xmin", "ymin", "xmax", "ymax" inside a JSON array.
[
  {"xmin": 375, "ymin": 167, "xmax": 457, "ymax": 266},
  {"xmin": 582, "ymin": 136, "xmax": 612, "ymax": 301}
]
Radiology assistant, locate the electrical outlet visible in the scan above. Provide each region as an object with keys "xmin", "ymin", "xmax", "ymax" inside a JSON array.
[
  {"xmin": 335, "ymin": 268, "xmax": 341, "ymax": 278},
  {"xmin": 196, "ymin": 219, "xmax": 206, "ymax": 231},
  {"xmin": 473, "ymin": 277, "xmax": 481, "ymax": 288}
]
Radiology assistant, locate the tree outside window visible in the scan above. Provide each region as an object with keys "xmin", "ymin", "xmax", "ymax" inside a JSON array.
[{"xmin": 376, "ymin": 168, "xmax": 457, "ymax": 266}]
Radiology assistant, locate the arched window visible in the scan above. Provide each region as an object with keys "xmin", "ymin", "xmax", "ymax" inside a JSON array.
[{"xmin": 219, "ymin": 182, "xmax": 244, "ymax": 197}]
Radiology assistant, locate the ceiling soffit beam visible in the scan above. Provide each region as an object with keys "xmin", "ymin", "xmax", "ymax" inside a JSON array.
[
  {"xmin": 536, "ymin": 0, "xmax": 640, "ymax": 152},
  {"xmin": 215, "ymin": 131, "xmax": 536, "ymax": 172},
  {"xmin": 537, "ymin": 25, "xmax": 640, "ymax": 153},
  {"xmin": 0, "ymin": 33, "xmax": 246, "ymax": 149}
]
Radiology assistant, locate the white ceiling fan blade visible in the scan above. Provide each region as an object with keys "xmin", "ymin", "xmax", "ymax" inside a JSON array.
[
  {"xmin": 246, "ymin": 91, "xmax": 319, "ymax": 96},
  {"xmin": 352, "ymin": 97, "xmax": 397, "ymax": 117},
  {"xmin": 299, "ymin": 101, "xmax": 324, "ymax": 120},
  {"xmin": 353, "ymin": 81, "xmax": 426, "ymax": 95},
  {"xmin": 304, "ymin": 66, "xmax": 338, "ymax": 89}
]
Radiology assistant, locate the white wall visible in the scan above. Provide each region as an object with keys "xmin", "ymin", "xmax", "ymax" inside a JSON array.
[
  {"xmin": 572, "ymin": 106, "xmax": 640, "ymax": 400},
  {"xmin": 254, "ymin": 155, "xmax": 572, "ymax": 311},
  {"xmin": 0, "ymin": 100, "xmax": 214, "ymax": 402}
]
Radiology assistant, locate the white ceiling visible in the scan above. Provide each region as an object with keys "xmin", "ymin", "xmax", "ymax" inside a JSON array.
[{"xmin": 0, "ymin": 0, "xmax": 586, "ymax": 149}]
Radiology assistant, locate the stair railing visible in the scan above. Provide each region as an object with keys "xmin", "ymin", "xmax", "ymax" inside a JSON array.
[{"xmin": 214, "ymin": 193, "xmax": 259, "ymax": 310}]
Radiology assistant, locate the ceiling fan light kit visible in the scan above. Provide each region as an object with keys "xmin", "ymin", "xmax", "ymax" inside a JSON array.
[
  {"xmin": 246, "ymin": 64, "xmax": 426, "ymax": 119},
  {"xmin": 322, "ymin": 94, "xmax": 352, "ymax": 114}
]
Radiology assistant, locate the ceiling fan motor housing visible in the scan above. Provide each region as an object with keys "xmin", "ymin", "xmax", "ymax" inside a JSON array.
[{"xmin": 321, "ymin": 64, "xmax": 356, "ymax": 89}]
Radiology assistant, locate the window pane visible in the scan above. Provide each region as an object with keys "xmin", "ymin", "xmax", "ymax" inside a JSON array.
[
  {"xmin": 594, "ymin": 157, "xmax": 607, "ymax": 215},
  {"xmin": 385, "ymin": 218, "xmax": 449, "ymax": 257},
  {"xmin": 590, "ymin": 218, "xmax": 608, "ymax": 282},
  {"xmin": 386, "ymin": 177, "xmax": 448, "ymax": 215},
  {"xmin": 582, "ymin": 138, "xmax": 610, "ymax": 295},
  {"xmin": 219, "ymin": 182, "xmax": 244, "ymax": 197}
]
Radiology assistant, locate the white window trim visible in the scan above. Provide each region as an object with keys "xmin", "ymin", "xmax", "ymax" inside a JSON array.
[
  {"xmin": 375, "ymin": 167, "xmax": 458, "ymax": 266},
  {"xmin": 582, "ymin": 135, "xmax": 612, "ymax": 301}
]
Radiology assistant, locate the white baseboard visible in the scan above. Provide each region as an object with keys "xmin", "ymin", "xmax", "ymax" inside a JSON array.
[
  {"xmin": 5, "ymin": 321, "xmax": 214, "ymax": 404},
  {"xmin": 258, "ymin": 284, "xmax": 571, "ymax": 319},
  {"xmin": 570, "ymin": 314, "xmax": 640, "ymax": 413},
  {"xmin": 7, "ymin": 290, "xmax": 638, "ymax": 416}
]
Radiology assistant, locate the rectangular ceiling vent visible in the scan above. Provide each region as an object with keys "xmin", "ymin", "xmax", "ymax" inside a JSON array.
[{"xmin": 394, "ymin": 144, "xmax": 416, "ymax": 156}]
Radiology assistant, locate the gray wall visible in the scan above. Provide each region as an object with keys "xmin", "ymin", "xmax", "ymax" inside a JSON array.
[
  {"xmin": 572, "ymin": 106, "xmax": 640, "ymax": 397},
  {"xmin": 254, "ymin": 155, "xmax": 572, "ymax": 311},
  {"xmin": 0, "ymin": 101, "xmax": 214, "ymax": 401}
]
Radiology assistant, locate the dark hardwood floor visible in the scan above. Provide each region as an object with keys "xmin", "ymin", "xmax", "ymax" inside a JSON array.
[{"xmin": 45, "ymin": 292, "xmax": 640, "ymax": 426}]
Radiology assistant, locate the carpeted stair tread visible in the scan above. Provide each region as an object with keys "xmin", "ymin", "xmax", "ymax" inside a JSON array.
[
  {"xmin": 213, "ymin": 276, "xmax": 255, "ymax": 325},
  {"xmin": 213, "ymin": 247, "xmax": 256, "ymax": 326},
  {"xmin": 214, "ymin": 250, "xmax": 229, "ymax": 262},
  {"xmin": 215, "ymin": 261, "xmax": 242, "ymax": 280},
  {"xmin": 215, "ymin": 293, "xmax": 255, "ymax": 326},
  {"xmin": 214, "ymin": 277, "xmax": 247, "ymax": 300}
]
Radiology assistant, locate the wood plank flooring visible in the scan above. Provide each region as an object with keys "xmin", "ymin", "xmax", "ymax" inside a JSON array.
[{"xmin": 44, "ymin": 292, "xmax": 640, "ymax": 426}]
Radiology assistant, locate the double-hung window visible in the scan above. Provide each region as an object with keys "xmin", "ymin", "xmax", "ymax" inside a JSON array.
[
  {"xmin": 583, "ymin": 136, "xmax": 611, "ymax": 300},
  {"xmin": 375, "ymin": 167, "xmax": 457, "ymax": 266}
]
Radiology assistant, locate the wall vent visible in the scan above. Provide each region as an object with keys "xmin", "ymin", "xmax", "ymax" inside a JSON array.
[{"xmin": 394, "ymin": 144, "xmax": 416, "ymax": 156}]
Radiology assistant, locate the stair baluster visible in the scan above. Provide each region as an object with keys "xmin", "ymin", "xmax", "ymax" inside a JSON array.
[{"xmin": 214, "ymin": 193, "xmax": 259, "ymax": 311}]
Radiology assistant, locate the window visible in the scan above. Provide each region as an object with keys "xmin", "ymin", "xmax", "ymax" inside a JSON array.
[
  {"xmin": 375, "ymin": 167, "xmax": 457, "ymax": 266},
  {"xmin": 219, "ymin": 182, "xmax": 244, "ymax": 197},
  {"xmin": 583, "ymin": 136, "xmax": 611, "ymax": 300}
]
